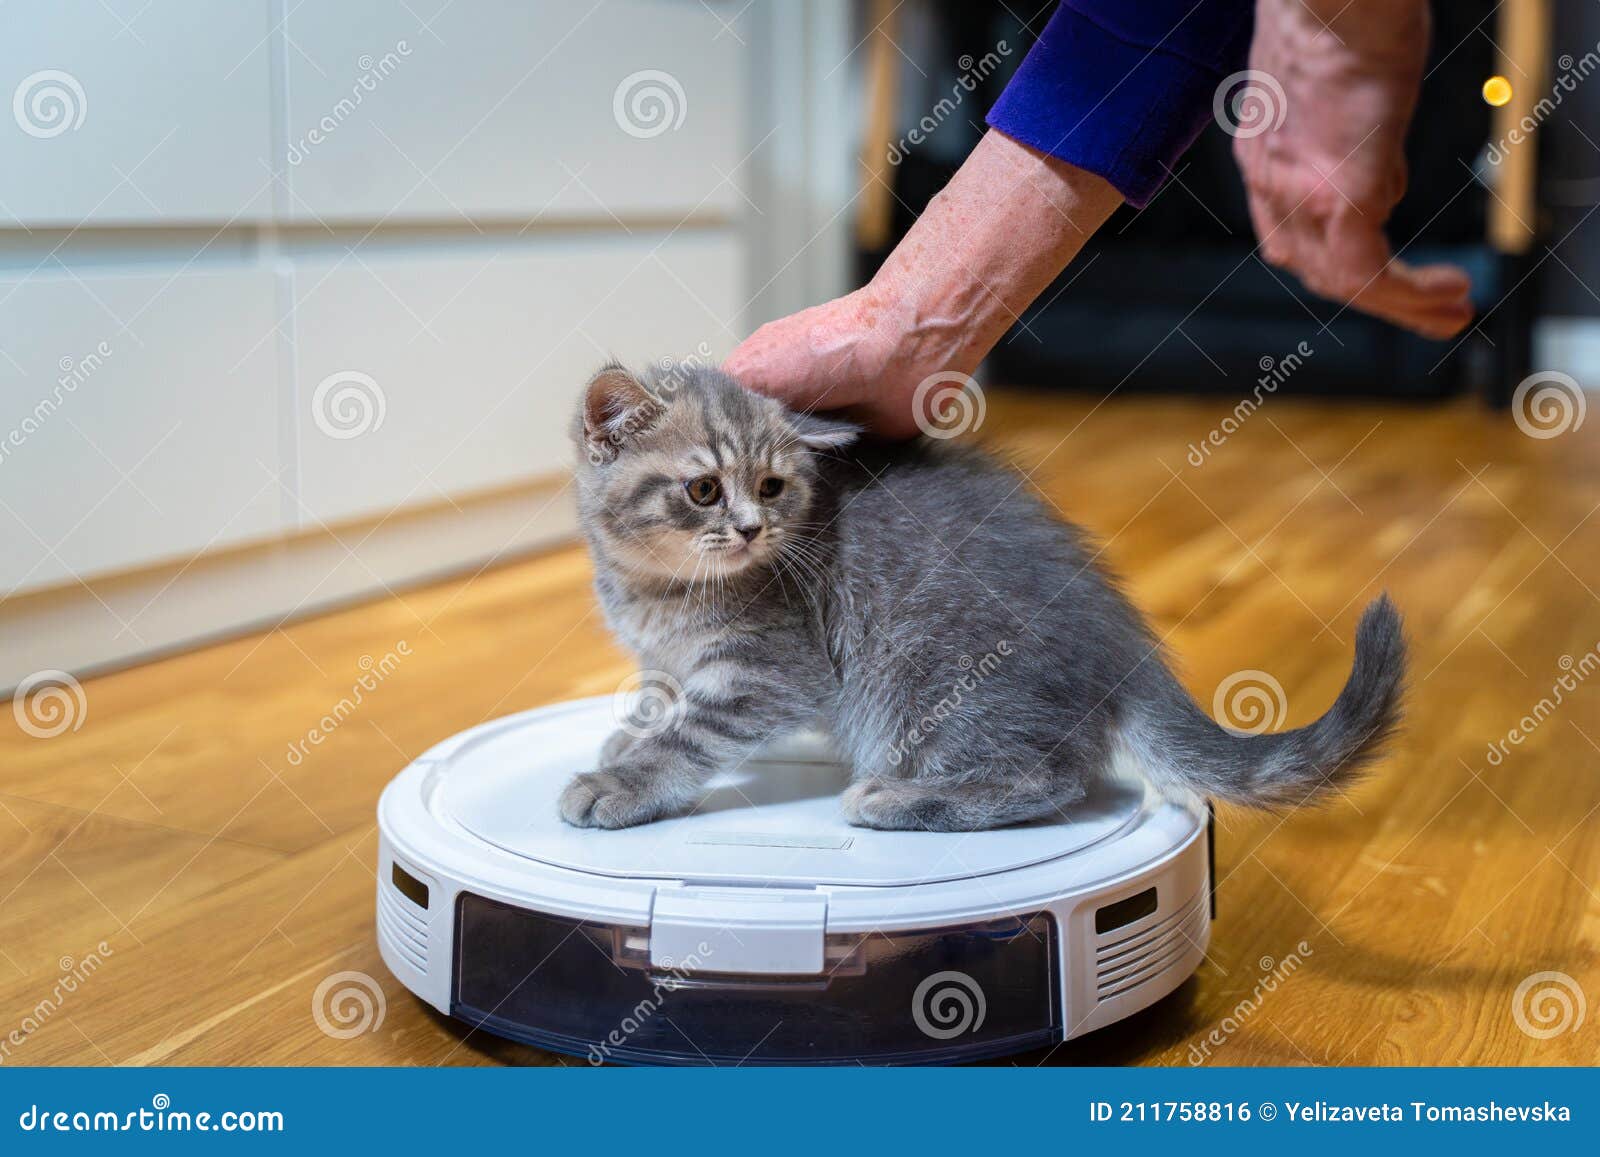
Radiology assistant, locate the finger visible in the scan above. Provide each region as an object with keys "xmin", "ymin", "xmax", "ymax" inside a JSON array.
[
  {"xmin": 1308, "ymin": 214, "xmax": 1474, "ymax": 338},
  {"xmin": 1350, "ymin": 259, "xmax": 1473, "ymax": 339},
  {"xmin": 1384, "ymin": 156, "xmax": 1409, "ymax": 213},
  {"xmin": 1255, "ymin": 202, "xmax": 1299, "ymax": 269},
  {"xmin": 1383, "ymin": 257, "xmax": 1472, "ymax": 300},
  {"xmin": 725, "ymin": 321, "xmax": 802, "ymax": 391},
  {"xmin": 1244, "ymin": 177, "xmax": 1296, "ymax": 269},
  {"xmin": 1350, "ymin": 275, "xmax": 1473, "ymax": 340},
  {"xmin": 724, "ymin": 335, "xmax": 806, "ymax": 405},
  {"xmin": 727, "ymin": 317, "xmax": 867, "ymax": 414},
  {"xmin": 1360, "ymin": 282, "xmax": 1475, "ymax": 339},
  {"xmin": 721, "ymin": 341, "xmax": 766, "ymax": 387}
]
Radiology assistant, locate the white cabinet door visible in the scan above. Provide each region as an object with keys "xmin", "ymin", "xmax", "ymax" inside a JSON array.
[
  {"xmin": 0, "ymin": 1, "xmax": 275, "ymax": 226},
  {"xmin": 281, "ymin": 0, "xmax": 743, "ymax": 223},
  {"xmin": 291, "ymin": 230, "xmax": 742, "ymax": 525},
  {"xmin": 0, "ymin": 268, "xmax": 284, "ymax": 592}
]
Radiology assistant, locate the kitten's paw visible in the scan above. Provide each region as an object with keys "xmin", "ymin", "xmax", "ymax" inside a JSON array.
[
  {"xmin": 841, "ymin": 779, "xmax": 963, "ymax": 831},
  {"xmin": 840, "ymin": 779, "xmax": 895, "ymax": 828},
  {"xmin": 558, "ymin": 770, "xmax": 664, "ymax": 829}
]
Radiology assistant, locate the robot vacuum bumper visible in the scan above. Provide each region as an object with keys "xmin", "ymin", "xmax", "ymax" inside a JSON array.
[{"xmin": 376, "ymin": 697, "xmax": 1212, "ymax": 1065}]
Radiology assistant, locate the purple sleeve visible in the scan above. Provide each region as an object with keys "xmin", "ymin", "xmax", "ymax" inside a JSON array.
[{"xmin": 986, "ymin": 0, "xmax": 1254, "ymax": 207}]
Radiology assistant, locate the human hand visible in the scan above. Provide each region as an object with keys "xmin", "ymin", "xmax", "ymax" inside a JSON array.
[
  {"xmin": 726, "ymin": 131, "xmax": 1122, "ymax": 436},
  {"xmin": 1235, "ymin": 0, "xmax": 1473, "ymax": 339},
  {"xmin": 723, "ymin": 284, "xmax": 933, "ymax": 438}
]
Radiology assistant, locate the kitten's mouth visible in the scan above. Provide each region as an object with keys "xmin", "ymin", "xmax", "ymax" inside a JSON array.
[{"xmin": 701, "ymin": 540, "xmax": 764, "ymax": 571}]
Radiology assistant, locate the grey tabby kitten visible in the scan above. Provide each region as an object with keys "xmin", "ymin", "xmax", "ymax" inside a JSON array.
[{"xmin": 560, "ymin": 362, "xmax": 1405, "ymax": 831}]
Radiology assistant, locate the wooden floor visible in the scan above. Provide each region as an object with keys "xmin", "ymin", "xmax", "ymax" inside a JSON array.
[{"xmin": 2, "ymin": 390, "xmax": 1596, "ymax": 1067}]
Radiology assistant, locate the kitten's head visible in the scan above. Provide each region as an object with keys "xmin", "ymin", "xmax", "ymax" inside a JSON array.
[{"xmin": 572, "ymin": 361, "xmax": 857, "ymax": 582}]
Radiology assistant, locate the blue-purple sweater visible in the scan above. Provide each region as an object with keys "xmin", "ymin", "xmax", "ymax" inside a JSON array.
[{"xmin": 986, "ymin": 0, "xmax": 1254, "ymax": 207}]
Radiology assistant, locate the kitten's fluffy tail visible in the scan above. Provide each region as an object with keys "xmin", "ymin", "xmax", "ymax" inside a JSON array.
[{"xmin": 1130, "ymin": 595, "xmax": 1406, "ymax": 809}]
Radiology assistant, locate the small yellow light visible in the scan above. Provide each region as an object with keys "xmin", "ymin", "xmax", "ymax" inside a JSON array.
[{"xmin": 1482, "ymin": 76, "xmax": 1513, "ymax": 107}]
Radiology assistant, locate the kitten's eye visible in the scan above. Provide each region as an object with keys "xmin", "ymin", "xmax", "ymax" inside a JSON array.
[
  {"xmin": 685, "ymin": 476, "xmax": 721, "ymax": 506},
  {"xmin": 758, "ymin": 477, "xmax": 785, "ymax": 500}
]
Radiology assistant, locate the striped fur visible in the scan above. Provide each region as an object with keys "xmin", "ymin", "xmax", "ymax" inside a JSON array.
[{"xmin": 560, "ymin": 363, "xmax": 1406, "ymax": 831}]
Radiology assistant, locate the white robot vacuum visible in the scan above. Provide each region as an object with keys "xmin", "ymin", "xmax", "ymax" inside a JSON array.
[{"xmin": 376, "ymin": 696, "xmax": 1214, "ymax": 1065}]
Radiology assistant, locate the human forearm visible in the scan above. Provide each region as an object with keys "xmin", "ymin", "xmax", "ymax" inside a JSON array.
[
  {"xmin": 1290, "ymin": 0, "xmax": 1427, "ymax": 36},
  {"xmin": 865, "ymin": 128, "xmax": 1123, "ymax": 377},
  {"xmin": 726, "ymin": 130, "xmax": 1120, "ymax": 434}
]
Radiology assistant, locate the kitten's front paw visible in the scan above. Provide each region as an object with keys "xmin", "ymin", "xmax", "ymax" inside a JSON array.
[{"xmin": 558, "ymin": 770, "xmax": 666, "ymax": 829}]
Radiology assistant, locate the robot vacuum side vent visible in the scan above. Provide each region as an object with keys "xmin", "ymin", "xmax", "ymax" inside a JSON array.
[
  {"xmin": 1095, "ymin": 889, "xmax": 1209, "ymax": 997},
  {"xmin": 377, "ymin": 890, "xmax": 428, "ymax": 973}
]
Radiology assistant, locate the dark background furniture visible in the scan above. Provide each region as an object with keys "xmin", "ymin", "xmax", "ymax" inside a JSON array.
[{"xmin": 859, "ymin": 0, "xmax": 1588, "ymax": 403}]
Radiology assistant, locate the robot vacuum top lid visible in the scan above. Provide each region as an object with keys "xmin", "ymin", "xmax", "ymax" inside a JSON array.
[{"xmin": 434, "ymin": 697, "xmax": 1146, "ymax": 889}]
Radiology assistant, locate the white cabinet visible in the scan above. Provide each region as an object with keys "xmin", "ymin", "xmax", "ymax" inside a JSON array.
[
  {"xmin": 281, "ymin": 0, "xmax": 743, "ymax": 223},
  {"xmin": 0, "ymin": 268, "xmax": 284, "ymax": 591},
  {"xmin": 0, "ymin": 2, "xmax": 851, "ymax": 680},
  {"xmin": 0, "ymin": 1, "xmax": 276, "ymax": 226},
  {"xmin": 291, "ymin": 231, "xmax": 742, "ymax": 525}
]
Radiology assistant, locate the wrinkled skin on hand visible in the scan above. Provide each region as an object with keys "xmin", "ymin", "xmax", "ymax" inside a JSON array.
[
  {"xmin": 1235, "ymin": 0, "xmax": 1473, "ymax": 339},
  {"xmin": 724, "ymin": 285, "xmax": 925, "ymax": 436},
  {"xmin": 726, "ymin": 132, "xmax": 1123, "ymax": 434}
]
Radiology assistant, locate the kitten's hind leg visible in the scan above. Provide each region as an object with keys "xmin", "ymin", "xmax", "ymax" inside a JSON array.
[{"xmin": 841, "ymin": 775, "xmax": 1085, "ymax": 832}]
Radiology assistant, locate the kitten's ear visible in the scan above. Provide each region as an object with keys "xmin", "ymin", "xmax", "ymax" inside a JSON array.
[
  {"xmin": 790, "ymin": 411, "xmax": 861, "ymax": 452},
  {"xmin": 581, "ymin": 364, "xmax": 661, "ymax": 463}
]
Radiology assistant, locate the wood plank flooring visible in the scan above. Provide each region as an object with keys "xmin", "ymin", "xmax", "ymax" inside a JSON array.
[{"xmin": 2, "ymin": 390, "xmax": 1595, "ymax": 1066}]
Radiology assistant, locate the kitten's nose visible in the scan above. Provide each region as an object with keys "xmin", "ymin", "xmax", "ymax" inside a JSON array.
[{"xmin": 735, "ymin": 524, "xmax": 761, "ymax": 543}]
